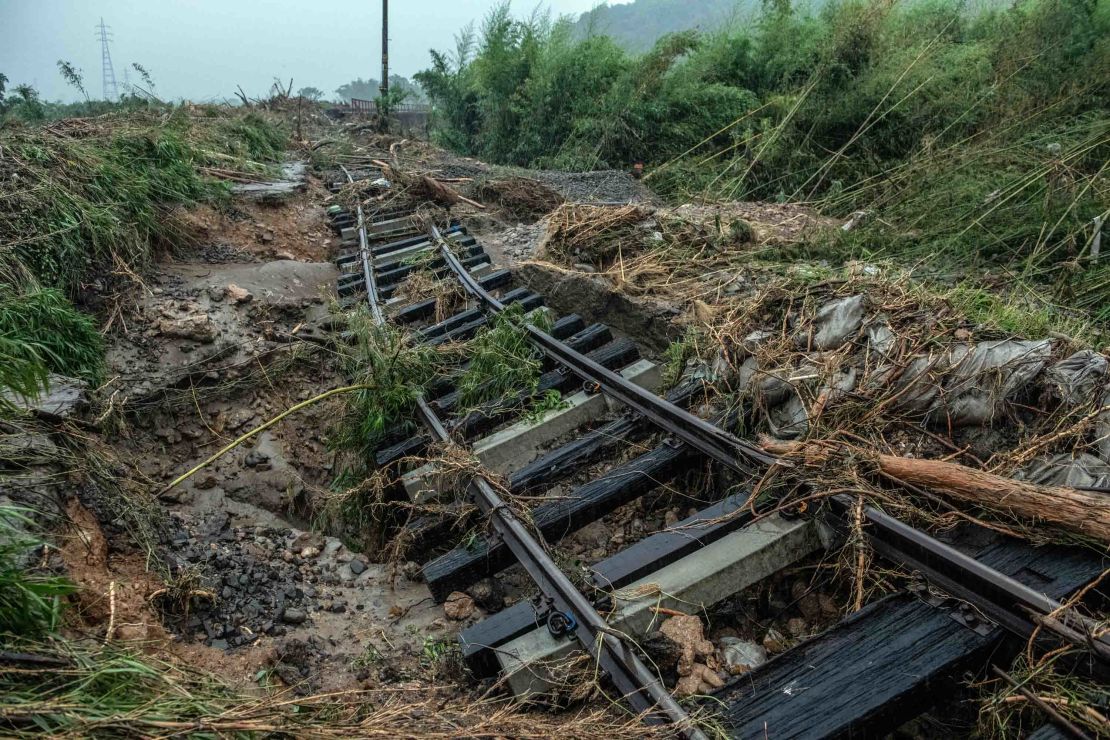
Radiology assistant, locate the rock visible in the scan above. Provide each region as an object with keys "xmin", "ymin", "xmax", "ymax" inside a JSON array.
[
  {"xmin": 226, "ymin": 283, "xmax": 254, "ymax": 304},
  {"xmin": 763, "ymin": 628, "xmax": 786, "ymax": 653},
  {"xmin": 572, "ymin": 263, "xmax": 598, "ymax": 274},
  {"xmin": 158, "ymin": 314, "xmax": 217, "ymax": 343},
  {"xmin": 300, "ymin": 546, "xmax": 320, "ymax": 559},
  {"xmin": 720, "ymin": 637, "xmax": 768, "ymax": 675},
  {"xmin": 195, "ymin": 474, "xmax": 218, "ymax": 491},
  {"xmin": 3, "ymin": 374, "xmax": 90, "ymax": 421},
  {"xmin": 276, "ymin": 250, "xmax": 296, "ymax": 260},
  {"xmin": 281, "ymin": 607, "xmax": 307, "ymax": 624},
  {"xmin": 323, "ymin": 538, "xmax": 344, "ymax": 559},
  {"xmin": 291, "ymin": 531, "xmax": 324, "ymax": 551},
  {"xmin": 260, "ymin": 231, "xmax": 275, "ymax": 243},
  {"xmin": 114, "ymin": 623, "xmax": 150, "ymax": 641},
  {"xmin": 348, "ymin": 558, "xmax": 366, "ymax": 575},
  {"xmin": 818, "ymin": 593, "xmax": 840, "ymax": 618},
  {"xmin": 660, "ymin": 614, "xmax": 715, "ymax": 677},
  {"xmin": 401, "ymin": 561, "xmax": 422, "ymax": 581},
  {"xmin": 444, "ymin": 591, "xmax": 476, "ymax": 620},
  {"xmin": 712, "ymin": 626, "xmax": 739, "ymax": 642},
  {"xmin": 467, "ymin": 578, "xmax": 502, "ymax": 611},
  {"xmin": 575, "ymin": 521, "xmax": 610, "ymax": 549},
  {"xmin": 674, "ymin": 662, "xmax": 725, "ymax": 698},
  {"xmin": 208, "ymin": 286, "xmax": 226, "ymax": 302},
  {"xmin": 786, "ymin": 617, "xmax": 808, "ymax": 638},
  {"xmin": 797, "ymin": 593, "xmax": 822, "ymax": 621}
]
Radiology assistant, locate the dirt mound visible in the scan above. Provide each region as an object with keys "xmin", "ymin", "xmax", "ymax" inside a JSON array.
[
  {"xmin": 475, "ymin": 176, "xmax": 564, "ymax": 222},
  {"xmin": 538, "ymin": 203, "xmax": 655, "ymax": 266}
]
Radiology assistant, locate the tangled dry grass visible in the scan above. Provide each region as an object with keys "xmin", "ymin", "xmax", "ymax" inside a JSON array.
[
  {"xmin": 0, "ymin": 640, "xmax": 672, "ymax": 739},
  {"xmin": 538, "ymin": 204, "xmax": 654, "ymax": 266},
  {"xmin": 530, "ymin": 205, "xmax": 1110, "ymax": 555},
  {"xmin": 475, "ymin": 176, "xmax": 565, "ymax": 221}
]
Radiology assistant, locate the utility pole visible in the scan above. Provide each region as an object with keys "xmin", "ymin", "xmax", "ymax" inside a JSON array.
[
  {"xmin": 379, "ymin": 0, "xmax": 389, "ymax": 116},
  {"xmin": 96, "ymin": 18, "xmax": 119, "ymax": 100}
]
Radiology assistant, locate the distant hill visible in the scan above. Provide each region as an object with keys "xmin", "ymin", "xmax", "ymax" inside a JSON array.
[{"xmin": 574, "ymin": 0, "xmax": 758, "ymax": 52}]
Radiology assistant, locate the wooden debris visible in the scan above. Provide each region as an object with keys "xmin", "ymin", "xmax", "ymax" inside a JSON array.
[{"xmin": 761, "ymin": 438, "xmax": 1110, "ymax": 545}]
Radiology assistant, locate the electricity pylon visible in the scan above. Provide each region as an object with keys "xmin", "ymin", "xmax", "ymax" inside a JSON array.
[{"xmin": 96, "ymin": 18, "xmax": 119, "ymax": 101}]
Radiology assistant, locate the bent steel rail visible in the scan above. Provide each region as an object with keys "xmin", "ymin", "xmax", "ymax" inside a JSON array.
[
  {"xmin": 429, "ymin": 224, "xmax": 1109, "ymax": 667},
  {"xmin": 346, "ymin": 200, "xmax": 703, "ymax": 737}
]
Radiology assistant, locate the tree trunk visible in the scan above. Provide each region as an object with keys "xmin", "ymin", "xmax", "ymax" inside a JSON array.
[{"xmin": 762, "ymin": 439, "xmax": 1110, "ymax": 545}]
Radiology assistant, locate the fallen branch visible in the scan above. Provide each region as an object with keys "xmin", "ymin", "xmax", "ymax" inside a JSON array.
[
  {"xmin": 761, "ymin": 438, "xmax": 1110, "ymax": 544},
  {"xmin": 370, "ymin": 158, "xmax": 485, "ymax": 210}
]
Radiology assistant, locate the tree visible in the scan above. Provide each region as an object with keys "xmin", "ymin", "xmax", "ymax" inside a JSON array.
[
  {"xmin": 388, "ymin": 75, "xmax": 426, "ymax": 102},
  {"xmin": 10, "ymin": 84, "xmax": 45, "ymax": 121},
  {"xmin": 0, "ymin": 73, "xmax": 8, "ymax": 113},
  {"xmin": 296, "ymin": 86, "xmax": 324, "ymax": 101},
  {"xmin": 127, "ymin": 63, "xmax": 160, "ymax": 101},
  {"xmin": 57, "ymin": 60, "xmax": 91, "ymax": 104},
  {"xmin": 335, "ymin": 75, "xmax": 425, "ymax": 104},
  {"xmin": 334, "ymin": 77, "xmax": 380, "ymax": 102}
]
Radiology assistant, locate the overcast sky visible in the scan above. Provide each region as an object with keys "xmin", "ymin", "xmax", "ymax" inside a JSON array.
[{"xmin": 0, "ymin": 0, "xmax": 625, "ymax": 103}]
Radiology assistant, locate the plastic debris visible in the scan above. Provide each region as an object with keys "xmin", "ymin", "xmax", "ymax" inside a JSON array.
[
  {"xmin": 1045, "ymin": 349, "xmax": 1108, "ymax": 405},
  {"xmin": 1017, "ymin": 453, "xmax": 1110, "ymax": 489},
  {"xmin": 720, "ymin": 637, "xmax": 768, "ymax": 675},
  {"xmin": 800, "ymin": 295, "xmax": 865, "ymax": 351}
]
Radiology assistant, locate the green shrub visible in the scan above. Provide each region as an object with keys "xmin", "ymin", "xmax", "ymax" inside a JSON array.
[
  {"xmin": 456, "ymin": 303, "xmax": 553, "ymax": 411},
  {"xmin": 331, "ymin": 312, "xmax": 452, "ymax": 460},
  {"xmin": 420, "ymin": 0, "xmax": 1109, "ymax": 317}
]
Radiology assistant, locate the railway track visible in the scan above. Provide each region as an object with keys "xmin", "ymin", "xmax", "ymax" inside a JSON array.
[{"xmin": 323, "ymin": 167, "xmax": 1108, "ymax": 739}]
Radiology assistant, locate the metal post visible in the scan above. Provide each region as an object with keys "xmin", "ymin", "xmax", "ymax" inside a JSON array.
[{"xmin": 380, "ymin": 0, "xmax": 390, "ymax": 117}]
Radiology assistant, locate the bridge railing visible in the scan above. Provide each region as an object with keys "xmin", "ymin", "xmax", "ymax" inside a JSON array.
[{"xmin": 347, "ymin": 98, "xmax": 430, "ymax": 115}]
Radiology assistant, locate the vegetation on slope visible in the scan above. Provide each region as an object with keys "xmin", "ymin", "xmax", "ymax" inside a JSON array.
[
  {"xmin": 418, "ymin": 0, "xmax": 1108, "ymax": 324},
  {"xmin": 0, "ymin": 108, "xmax": 287, "ymax": 409}
]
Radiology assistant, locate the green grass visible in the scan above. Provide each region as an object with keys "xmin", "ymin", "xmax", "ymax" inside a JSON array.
[
  {"xmin": 524, "ymin": 389, "xmax": 569, "ymax": 423},
  {"xmin": 0, "ymin": 506, "xmax": 73, "ymax": 638},
  {"xmin": 0, "ymin": 639, "xmax": 252, "ymax": 737},
  {"xmin": 0, "ymin": 335, "xmax": 49, "ymax": 414},
  {"xmin": 0, "ymin": 288, "xmax": 104, "ymax": 385},
  {"xmin": 661, "ymin": 327, "xmax": 703, "ymax": 389},
  {"xmin": 456, "ymin": 303, "xmax": 553, "ymax": 412},
  {"xmin": 946, "ymin": 283, "xmax": 1101, "ymax": 345},
  {"xmin": 331, "ymin": 311, "xmax": 454, "ymax": 460},
  {"xmin": 1, "ymin": 108, "xmax": 287, "ymax": 292}
]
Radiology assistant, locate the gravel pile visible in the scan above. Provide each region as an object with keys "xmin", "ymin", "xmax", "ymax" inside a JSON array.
[
  {"xmin": 163, "ymin": 512, "xmax": 361, "ymax": 649},
  {"xmin": 528, "ymin": 169, "xmax": 655, "ymax": 205}
]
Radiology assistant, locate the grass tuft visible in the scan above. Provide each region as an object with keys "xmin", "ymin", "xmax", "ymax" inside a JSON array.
[
  {"xmin": 0, "ymin": 506, "xmax": 73, "ymax": 638},
  {"xmin": 331, "ymin": 310, "xmax": 455, "ymax": 460},
  {"xmin": 456, "ymin": 303, "xmax": 553, "ymax": 412}
]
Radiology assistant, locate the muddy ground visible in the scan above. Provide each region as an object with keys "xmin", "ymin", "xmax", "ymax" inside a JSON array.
[
  {"xmin": 2, "ymin": 162, "xmax": 439, "ymax": 695},
  {"xmin": 10, "ymin": 141, "xmax": 694, "ymax": 700}
]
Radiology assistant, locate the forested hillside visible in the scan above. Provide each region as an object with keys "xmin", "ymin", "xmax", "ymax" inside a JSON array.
[
  {"xmin": 417, "ymin": 0, "xmax": 1108, "ymax": 320},
  {"xmin": 575, "ymin": 0, "xmax": 754, "ymax": 51}
]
